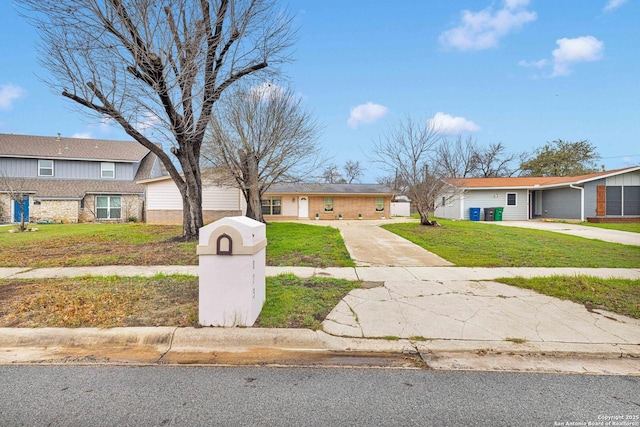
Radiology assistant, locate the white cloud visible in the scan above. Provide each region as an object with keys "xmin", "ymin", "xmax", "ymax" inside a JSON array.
[
  {"xmin": 551, "ymin": 36, "xmax": 604, "ymax": 77},
  {"xmin": 428, "ymin": 112, "xmax": 479, "ymax": 135},
  {"xmin": 604, "ymin": 0, "xmax": 627, "ymax": 12},
  {"xmin": 134, "ymin": 111, "xmax": 162, "ymax": 132},
  {"xmin": 71, "ymin": 132, "xmax": 92, "ymax": 139},
  {"xmin": 347, "ymin": 102, "xmax": 389, "ymax": 129},
  {"xmin": 0, "ymin": 84, "xmax": 25, "ymax": 111},
  {"xmin": 249, "ymin": 82, "xmax": 286, "ymax": 101},
  {"xmin": 518, "ymin": 59, "xmax": 548, "ymax": 69},
  {"xmin": 439, "ymin": 0, "xmax": 537, "ymax": 51}
]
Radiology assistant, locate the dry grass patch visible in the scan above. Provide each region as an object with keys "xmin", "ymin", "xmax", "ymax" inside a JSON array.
[
  {"xmin": 0, "ymin": 274, "xmax": 358, "ymax": 329},
  {"xmin": 0, "ymin": 275, "xmax": 199, "ymax": 327}
]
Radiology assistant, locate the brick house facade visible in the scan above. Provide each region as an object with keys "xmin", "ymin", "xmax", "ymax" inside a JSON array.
[{"xmin": 262, "ymin": 183, "xmax": 394, "ymax": 221}]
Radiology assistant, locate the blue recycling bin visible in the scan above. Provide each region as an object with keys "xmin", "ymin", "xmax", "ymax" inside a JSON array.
[{"xmin": 469, "ymin": 207, "xmax": 481, "ymax": 221}]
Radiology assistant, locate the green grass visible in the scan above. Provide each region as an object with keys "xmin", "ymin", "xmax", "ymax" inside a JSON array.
[
  {"xmin": 254, "ymin": 274, "xmax": 358, "ymax": 329},
  {"xmin": 266, "ymin": 222, "xmax": 355, "ymax": 267},
  {"xmin": 579, "ymin": 222, "xmax": 640, "ymax": 233},
  {"xmin": 496, "ymin": 275, "xmax": 640, "ymax": 319},
  {"xmin": 0, "ymin": 273, "xmax": 359, "ymax": 328},
  {"xmin": 382, "ymin": 219, "xmax": 640, "ymax": 267},
  {"xmin": 0, "ymin": 222, "xmax": 354, "ymax": 268}
]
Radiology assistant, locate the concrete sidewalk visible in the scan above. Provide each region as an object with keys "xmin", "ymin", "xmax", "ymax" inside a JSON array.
[{"xmin": 1, "ymin": 265, "xmax": 639, "ymax": 374}]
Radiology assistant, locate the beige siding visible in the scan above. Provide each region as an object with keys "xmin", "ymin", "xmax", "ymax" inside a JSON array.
[
  {"xmin": 144, "ymin": 178, "xmax": 245, "ymax": 225},
  {"xmin": 146, "ymin": 179, "xmax": 183, "ymax": 210},
  {"xmin": 146, "ymin": 178, "xmax": 244, "ymax": 211}
]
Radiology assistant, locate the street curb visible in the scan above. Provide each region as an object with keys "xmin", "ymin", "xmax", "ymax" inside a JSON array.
[{"xmin": 1, "ymin": 327, "xmax": 638, "ymax": 374}]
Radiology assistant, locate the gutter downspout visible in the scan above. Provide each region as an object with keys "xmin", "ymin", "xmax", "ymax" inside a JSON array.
[{"xmin": 569, "ymin": 184, "xmax": 584, "ymax": 222}]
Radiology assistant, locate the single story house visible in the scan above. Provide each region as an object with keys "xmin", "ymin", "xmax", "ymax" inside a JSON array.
[
  {"xmin": 0, "ymin": 133, "xmax": 162, "ymax": 224},
  {"xmin": 138, "ymin": 179, "xmax": 395, "ymax": 224},
  {"xmin": 138, "ymin": 172, "xmax": 245, "ymax": 225},
  {"xmin": 435, "ymin": 166, "xmax": 640, "ymax": 222},
  {"xmin": 262, "ymin": 183, "xmax": 393, "ymax": 221}
]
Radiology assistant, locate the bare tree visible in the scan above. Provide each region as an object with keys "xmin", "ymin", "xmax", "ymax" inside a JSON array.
[
  {"xmin": 370, "ymin": 117, "xmax": 450, "ymax": 226},
  {"xmin": 0, "ymin": 173, "xmax": 30, "ymax": 231},
  {"xmin": 19, "ymin": 0, "xmax": 296, "ymax": 239},
  {"xmin": 434, "ymin": 136, "xmax": 479, "ymax": 178},
  {"xmin": 204, "ymin": 84, "xmax": 322, "ymax": 223},
  {"xmin": 473, "ymin": 142, "xmax": 520, "ymax": 177},
  {"xmin": 322, "ymin": 164, "xmax": 344, "ymax": 184},
  {"xmin": 343, "ymin": 160, "xmax": 364, "ymax": 183}
]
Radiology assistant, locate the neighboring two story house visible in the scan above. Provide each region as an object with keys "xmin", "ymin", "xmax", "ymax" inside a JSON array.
[{"xmin": 0, "ymin": 133, "xmax": 162, "ymax": 224}]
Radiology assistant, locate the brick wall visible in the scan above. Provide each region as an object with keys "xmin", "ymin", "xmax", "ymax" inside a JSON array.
[
  {"xmin": 0, "ymin": 194, "xmax": 10, "ymax": 223},
  {"xmin": 147, "ymin": 209, "xmax": 242, "ymax": 225},
  {"xmin": 31, "ymin": 200, "xmax": 80, "ymax": 223},
  {"xmin": 80, "ymin": 194, "xmax": 144, "ymax": 223},
  {"xmin": 308, "ymin": 196, "xmax": 390, "ymax": 220}
]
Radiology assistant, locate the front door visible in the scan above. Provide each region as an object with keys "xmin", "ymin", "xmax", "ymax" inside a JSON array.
[
  {"xmin": 13, "ymin": 196, "xmax": 29, "ymax": 223},
  {"xmin": 298, "ymin": 196, "xmax": 309, "ymax": 218}
]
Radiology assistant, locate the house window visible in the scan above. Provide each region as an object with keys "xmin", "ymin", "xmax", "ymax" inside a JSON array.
[
  {"xmin": 38, "ymin": 159, "xmax": 54, "ymax": 176},
  {"xmin": 324, "ymin": 197, "xmax": 334, "ymax": 212},
  {"xmin": 96, "ymin": 196, "xmax": 121, "ymax": 219},
  {"xmin": 261, "ymin": 197, "xmax": 281, "ymax": 215},
  {"xmin": 506, "ymin": 193, "xmax": 517, "ymax": 206},
  {"xmin": 375, "ymin": 197, "xmax": 384, "ymax": 212},
  {"xmin": 624, "ymin": 186, "xmax": 640, "ymax": 215},
  {"xmin": 101, "ymin": 162, "xmax": 115, "ymax": 179},
  {"xmin": 606, "ymin": 186, "xmax": 622, "ymax": 216}
]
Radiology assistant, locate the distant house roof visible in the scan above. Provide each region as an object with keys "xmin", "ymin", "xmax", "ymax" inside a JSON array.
[
  {"xmin": 0, "ymin": 177, "xmax": 145, "ymax": 200},
  {"xmin": 445, "ymin": 166, "xmax": 640, "ymax": 190},
  {"xmin": 0, "ymin": 133, "xmax": 150, "ymax": 162},
  {"xmin": 266, "ymin": 183, "xmax": 394, "ymax": 195}
]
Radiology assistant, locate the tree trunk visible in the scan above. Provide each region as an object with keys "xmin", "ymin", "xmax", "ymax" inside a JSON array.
[
  {"xmin": 175, "ymin": 153, "xmax": 204, "ymax": 240},
  {"xmin": 239, "ymin": 148, "xmax": 264, "ymax": 223},
  {"xmin": 244, "ymin": 187, "xmax": 264, "ymax": 223},
  {"xmin": 19, "ymin": 200, "xmax": 26, "ymax": 232},
  {"xmin": 418, "ymin": 209, "xmax": 440, "ymax": 226}
]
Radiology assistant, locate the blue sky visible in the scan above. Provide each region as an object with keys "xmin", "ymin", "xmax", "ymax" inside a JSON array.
[{"xmin": 1, "ymin": 0, "xmax": 639, "ymax": 182}]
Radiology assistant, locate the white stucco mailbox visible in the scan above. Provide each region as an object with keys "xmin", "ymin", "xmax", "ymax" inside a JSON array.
[{"xmin": 197, "ymin": 216, "xmax": 267, "ymax": 327}]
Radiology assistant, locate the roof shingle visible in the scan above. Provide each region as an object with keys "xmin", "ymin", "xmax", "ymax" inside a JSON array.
[{"xmin": 0, "ymin": 133, "xmax": 150, "ymax": 162}]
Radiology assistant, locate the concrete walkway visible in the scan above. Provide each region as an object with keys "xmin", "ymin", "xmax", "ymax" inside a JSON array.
[
  {"xmin": 332, "ymin": 219, "xmax": 452, "ymax": 267},
  {"xmin": 486, "ymin": 220, "xmax": 640, "ymax": 246}
]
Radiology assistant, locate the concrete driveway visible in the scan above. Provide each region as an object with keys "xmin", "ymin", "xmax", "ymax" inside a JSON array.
[
  {"xmin": 486, "ymin": 220, "xmax": 640, "ymax": 246},
  {"xmin": 331, "ymin": 219, "xmax": 453, "ymax": 267}
]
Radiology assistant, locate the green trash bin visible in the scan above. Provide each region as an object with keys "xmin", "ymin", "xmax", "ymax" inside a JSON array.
[{"xmin": 494, "ymin": 207, "xmax": 504, "ymax": 221}]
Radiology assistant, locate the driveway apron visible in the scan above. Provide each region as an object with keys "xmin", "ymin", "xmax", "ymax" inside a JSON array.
[
  {"xmin": 321, "ymin": 219, "xmax": 640, "ymax": 351},
  {"xmin": 486, "ymin": 221, "xmax": 640, "ymax": 246},
  {"xmin": 332, "ymin": 220, "xmax": 453, "ymax": 267}
]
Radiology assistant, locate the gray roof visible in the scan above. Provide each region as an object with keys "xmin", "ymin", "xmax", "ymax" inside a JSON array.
[
  {"xmin": 0, "ymin": 177, "xmax": 145, "ymax": 199},
  {"xmin": 266, "ymin": 183, "xmax": 393, "ymax": 195},
  {"xmin": 0, "ymin": 133, "xmax": 150, "ymax": 162}
]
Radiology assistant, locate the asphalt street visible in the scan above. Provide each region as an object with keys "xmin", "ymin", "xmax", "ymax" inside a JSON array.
[{"xmin": 1, "ymin": 365, "xmax": 639, "ymax": 426}]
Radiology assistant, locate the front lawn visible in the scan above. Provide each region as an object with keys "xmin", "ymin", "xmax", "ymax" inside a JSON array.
[
  {"xmin": 382, "ymin": 220, "xmax": 640, "ymax": 267},
  {"xmin": 0, "ymin": 274, "xmax": 358, "ymax": 328},
  {"xmin": 0, "ymin": 222, "xmax": 353, "ymax": 268},
  {"xmin": 266, "ymin": 222, "xmax": 354, "ymax": 268},
  {"xmin": 496, "ymin": 276, "xmax": 640, "ymax": 319},
  {"xmin": 579, "ymin": 222, "xmax": 640, "ymax": 233}
]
